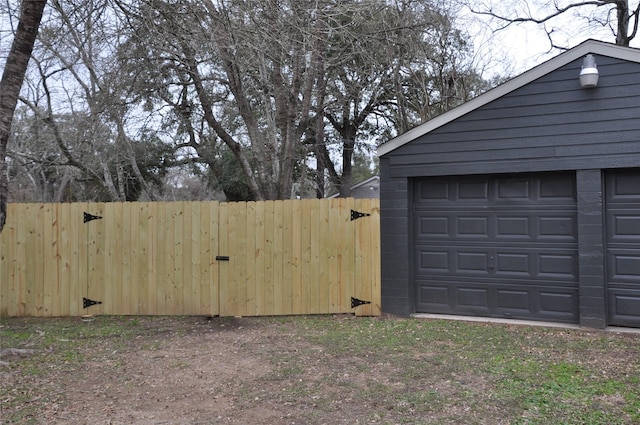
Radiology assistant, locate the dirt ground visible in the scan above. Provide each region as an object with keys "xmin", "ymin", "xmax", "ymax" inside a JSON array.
[
  {"xmin": 5, "ymin": 316, "xmax": 416, "ymax": 425},
  {"xmin": 2, "ymin": 315, "xmax": 639, "ymax": 425}
]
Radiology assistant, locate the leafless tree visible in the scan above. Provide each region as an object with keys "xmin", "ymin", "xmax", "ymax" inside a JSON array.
[
  {"xmin": 3, "ymin": 0, "xmax": 490, "ymax": 207},
  {"xmin": 116, "ymin": 0, "xmax": 488, "ymax": 199},
  {"xmin": 6, "ymin": 0, "xmax": 171, "ymax": 203},
  {"xmin": 464, "ymin": 0, "xmax": 639, "ymax": 48}
]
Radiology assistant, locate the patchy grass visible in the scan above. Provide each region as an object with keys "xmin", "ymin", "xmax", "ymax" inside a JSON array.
[{"xmin": 1, "ymin": 315, "xmax": 639, "ymax": 424}]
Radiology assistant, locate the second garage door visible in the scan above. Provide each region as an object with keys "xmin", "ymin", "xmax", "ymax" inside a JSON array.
[
  {"xmin": 606, "ymin": 169, "xmax": 640, "ymax": 327},
  {"xmin": 413, "ymin": 172, "xmax": 579, "ymax": 323}
]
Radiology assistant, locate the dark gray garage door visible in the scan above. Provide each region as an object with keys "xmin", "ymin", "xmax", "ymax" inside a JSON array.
[
  {"xmin": 413, "ymin": 173, "xmax": 579, "ymax": 323},
  {"xmin": 606, "ymin": 170, "xmax": 640, "ymax": 328}
]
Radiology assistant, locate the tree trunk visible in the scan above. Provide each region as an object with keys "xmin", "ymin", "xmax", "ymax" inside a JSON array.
[
  {"xmin": 615, "ymin": 0, "xmax": 631, "ymax": 46},
  {"xmin": 0, "ymin": 0, "xmax": 47, "ymax": 233}
]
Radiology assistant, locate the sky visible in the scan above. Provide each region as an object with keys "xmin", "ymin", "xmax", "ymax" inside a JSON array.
[{"xmin": 459, "ymin": 0, "xmax": 640, "ymax": 79}]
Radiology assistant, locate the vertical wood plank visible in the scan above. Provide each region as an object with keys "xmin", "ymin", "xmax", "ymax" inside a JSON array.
[
  {"xmin": 42, "ymin": 203, "xmax": 57, "ymax": 316},
  {"xmin": 163, "ymin": 202, "xmax": 176, "ymax": 314},
  {"xmin": 32, "ymin": 204, "xmax": 48, "ymax": 316},
  {"xmin": 137, "ymin": 202, "xmax": 149, "ymax": 314},
  {"xmin": 120, "ymin": 202, "xmax": 133, "ymax": 315},
  {"xmin": 75, "ymin": 203, "xmax": 88, "ymax": 315},
  {"xmin": 57, "ymin": 203, "xmax": 76, "ymax": 316},
  {"xmin": 135, "ymin": 202, "xmax": 149, "ymax": 315},
  {"xmin": 280, "ymin": 200, "xmax": 293, "ymax": 315},
  {"xmin": 370, "ymin": 198, "xmax": 381, "ymax": 315},
  {"xmin": 307, "ymin": 199, "xmax": 320, "ymax": 314},
  {"xmin": 353, "ymin": 198, "xmax": 370, "ymax": 316},
  {"xmin": 328, "ymin": 198, "xmax": 342, "ymax": 313},
  {"xmin": 218, "ymin": 202, "xmax": 230, "ymax": 315},
  {"xmin": 54, "ymin": 204, "xmax": 68, "ymax": 316},
  {"xmin": 71, "ymin": 203, "xmax": 88, "ymax": 316},
  {"xmin": 181, "ymin": 202, "xmax": 193, "ymax": 314},
  {"xmin": 233, "ymin": 202, "xmax": 248, "ymax": 316},
  {"xmin": 102, "ymin": 203, "xmax": 116, "ymax": 314},
  {"xmin": 245, "ymin": 201, "xmax": 257, "ymax": 316},
  {"xmin": 145, "ymin": 202, "xmax": 157, "ymax": 315},
  {"xmin": 272, "ymin": 201, "xmax": 285, "ymax": 315},
  {"xmin": 4, "ymin": 205, "xmax": 21, "ymax": 316},
  {"xmin": 155, "ymin": 202, "xmax": 167, "ymax": 315},
  {"xmin": 172, "ymin": 204, "xmax": 184, "ymax": 314},
  {"xmin": 263, "ymin": 201, "xmax": 275, "ymax": 315},
  {"xmin": 342, "ymin": 198, "xmax": 356, "ymax": 314},
  {"xmin": 290, "ymin": 200, "xmax": 303, "ymax": 315},
  {"xmin": 13, "ymin": 204, "xmax": 26, "ymax": 317},
  {"xmin": 197, "ymin": 202, "xmax": 211, "ymax": 315},
  {"xmin": 16, "ymin": 204, "xmax": 36, "ymax": 316},
  {"xmin": 318, "ymin": 199, "xmax": 331, "ymax": 313},
  {"xmin": 353, "ymin": 198, "xmax": 380, "ymax": 316},
  {"xmin": 88, "ymin": 203, "xmax": 106, "ymax": 315},
  {"xmin": 209, "ymin": 201, "xmax": 220, "ymax": 316},
  {"xmin": 0, "ymin": 204, "xmax": 11, "ymax": 316},
  {"xmin": 185, "ymin": 202, "xmax": 203, "ymax": 314},
  {"xmin": 252, "ymin": 201, "xmax": 265, "ymax": 316}
]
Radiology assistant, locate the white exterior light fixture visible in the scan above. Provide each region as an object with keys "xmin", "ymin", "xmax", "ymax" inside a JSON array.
[{"xmin": 580, "ymin": 54, "xmax": 599, "ymax": 88}]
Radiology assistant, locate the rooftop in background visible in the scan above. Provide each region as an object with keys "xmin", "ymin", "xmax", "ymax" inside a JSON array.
[{"xmin": 328, "ymin": 176, "xmax": 379, "ymax": 199}]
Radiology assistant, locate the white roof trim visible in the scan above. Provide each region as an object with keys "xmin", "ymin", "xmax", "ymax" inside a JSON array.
[{"xmin": 378, "ymin": 40, "xmax": 640, "ymax": 157}]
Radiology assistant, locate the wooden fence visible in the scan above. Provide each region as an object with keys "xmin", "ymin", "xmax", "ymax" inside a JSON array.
[{"xmin": 0, "ymin": 199, "xmax": 380, "ymax": 317}]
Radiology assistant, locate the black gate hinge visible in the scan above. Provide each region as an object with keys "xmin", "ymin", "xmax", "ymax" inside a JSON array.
[
  {"xmin": 350, "ymin": 209, "xmax": 371, "ymax": 221},
  {"xmin": 83, "ymin": 297, "xmax": 102, "ymax": 309},
  {"xmin": 83, "ymin": 212, "xmax": 103, "ymax": 223},
  {"xmin": 351, "ymin": 297, "xmax": 371, "ymax": 308}
]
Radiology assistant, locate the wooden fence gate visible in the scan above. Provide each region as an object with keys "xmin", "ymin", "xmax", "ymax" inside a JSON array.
[{"xmin": 0, "ymin": 199, "xmax": 380, "ymax": 317}]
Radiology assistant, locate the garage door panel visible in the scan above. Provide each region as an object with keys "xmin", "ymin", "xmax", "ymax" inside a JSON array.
[
  {"xmin": 415, "ymin": 211, "xmax": 576, "ymax": 242},
  {"xmin": 606, "ymin": 170, "xmax": 640, "ymax": 327},
  {"xmin": 416, "ymin": 247, "xmax": 577, "ymax": 281},
  {"xmin": 606, "ymin": 171, "xmax": 640, "ymax": 201},
  {"xmin": 419, "ymin": 285, "xmax": 450, "ymax": 308},
  {"xmin": 419, "ymin": 216, "xmax": 449, "ymax": 236},
  {"xmin": 540, "ymin": 174, "xmax": 575, "ymax": 200},
  {"xmin": 458, "ymin": 216, "xmax": 489, "ymax": 236},
  {"xmin": 538, "ymin": 253, "xmax": 578, "ymax": 279},
  {"xmin": 607, "ymin": 290, "xmax": 640, "ymax": 324},
  {"xmin": 415, "ymin": 174, "xmax": 576, "ymax": 205},
  {"xmin": 459, "ymin": 181, "xmax": 490, "ymax": 200},
  {"xmin": 414, "ymin": 173, "xmax": 578, "ymax": 323},
  {"xmin": 497, "ymin": 179, "xmax": 529, "ymax": 199},
  {"xmin": 458, "ymin": 287, "xmax": 489, "ymax": 309},
  {"xmin": 497, "ymin": 216, "xmax": 529, "ymax": 236},
  {"xmin": 416, "ymin": 280, "xmax": 578, "ymax": 323},
  {"xmin": 539, "ymin": 216, "xmax": 576, "ymax": 239},
  {"xmin": 607, "ymin": 251, "xmax": 640, "ymax": 283},
  {"xmin": 419, "ymin": 250, "xmax": 450, "ymax": 272},
  {"xmin": 607, "ymin": 211, "xmax": 640, "ymax": 242},
  {"xmin": 539, "ymin": 291, "xmax": 577, "ymax": 314},
  {"xmin": 497, "ymin": 289, "xmax": 530, "ymax": 311}
]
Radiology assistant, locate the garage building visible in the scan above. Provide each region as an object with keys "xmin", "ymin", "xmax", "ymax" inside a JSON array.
[{"xmin": 378, "ymin": 40, "xmax": 640, "ymax": 328}]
